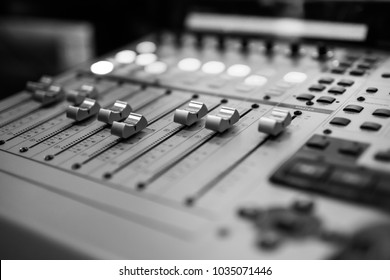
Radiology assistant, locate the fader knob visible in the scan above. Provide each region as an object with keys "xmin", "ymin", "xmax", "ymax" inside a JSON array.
[
  {"xmin": 66, "ymin": 98, "xmax": 101, "ymax": 122},
  {"xmin": 258, "ymin": 108, "xmax": 292, "ymax": 136},
  {"xmin": 98, "ymin": 100, "xmax": 132, "ymax": 125},
  {"xmin": 66, "ymin": 84, "xmax": 98, "ymax": 105},
  {"xmin": 32, "ymin": 85, "xmax": 64, "ymax": 106},
  {"xmin": 111, "ymin": 113, "xmax": 148, "ymax": 138},
  {"xmin": 173, "ymin": 101, "xmax": 208, "ymax": 126},
  {"xmin": 205, "ymin": 107, "xmax": 240, "ymax": 133},
  {"xmin": 26, "ymin": 76, "xmax": 54, "ymax": 92}
]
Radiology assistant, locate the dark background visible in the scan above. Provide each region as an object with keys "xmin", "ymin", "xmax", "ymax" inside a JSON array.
[{"xmin": 1, "ymin": 0, "xmax": 389, "ymax": 98}]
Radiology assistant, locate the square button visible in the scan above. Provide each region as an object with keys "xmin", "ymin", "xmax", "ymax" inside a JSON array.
[
  {"xmin": 330, "ymin": 117, "xmax": 351, "ymax": 126},
  {"xmin": 373, "ymin": 109, "xmax": 390, "ymax": 118},
  {"xmin": 309, "ymin": 84, "xmax": 326, "ymax": 92},
  {"xmin": 328, "ymin": 86, "xmax": 346, "ymax": 95},
  {"xmin": 343, "ymin": 105, "xmax": 364, "ymax": 113},
  {"xmin": 319, "ymin": 77, "xmax": 334, "ymax": 84},
  {"xmin": 337, "ymin": 79, "xmax": 354, "ymax": 87},
  {"xmin": 338, "ymin": 142, "xmax": 364, "ymax": 157}
]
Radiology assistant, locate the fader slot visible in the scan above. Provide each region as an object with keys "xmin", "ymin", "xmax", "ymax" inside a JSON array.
[{"xmin": 56, "ymin": 89, "xmax": 192, "ymax": 171}]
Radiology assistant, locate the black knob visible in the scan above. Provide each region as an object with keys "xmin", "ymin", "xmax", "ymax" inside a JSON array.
[
  {"xmin": 317, "ymin": 43, "xmax": 330, "ymax": 59},
  {"xmin": 290, "ymin": 42, "xmax": 301, "ymax": 56},
  {"xmin": 217, "ymin": 34, "xmax": 225, "ymax": 51},
  {"xmin": 264, "ymin": 39, "xmax": 274, "ymax": 54},
  {"xmin": 241, "ymin": 37, "xmax": 249, "ymax": 53},
  {"xmin": 195, "ymin": 32, "xmax": 203, "ymax": 49}
]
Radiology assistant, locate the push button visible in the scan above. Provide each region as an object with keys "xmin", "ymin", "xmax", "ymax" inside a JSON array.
[
  {"xmin": 360, "ymin": 122, "xmax": 382, "ymax": 131},
  {"xmin": 316, "ymin": 96, "xmax": 335, "ymax": 104},
  {"xmin": 373, "ymin": 109, "xmax": 390, "ymax": 118},
  {"xmin": 309, "ymin": 84, "xmax": 326, "ymax": 92},
  {"xmin": 338, "ymin": 142, "xmax": 364, "ymax": 157},
  {"xmin": 288, "ymin": 160, "xmax": 329, "ymax": 180},
  {"xmin": 329, "ymin": 170, "xmax": 372, "ymax": 188},
  {"xmin": 296, "ymin": 94, "xmax": 315, "ymax": 101},
  {"xmin": 343, "ymin": 105, "xmax": 364, "ymax": 113},
  {"xmin": 318, "ymin": 77, "xmax": 334, "ymax": 84},
  {"xmin": 350, "ymin": 69, "xmax": 365, "ymax": 76},
  {"xmin": 328, "ymin": 86, "xmax": 346, "ymax": 95},
  {"xmin": 374, "ymin": 151, "xmax": 390, "ymax": 162},
  {"xmin": 366, "ymin": 87, "xmax": 378, "ymax": 93},
  {"xmin": 337, "ymin": 79, "xmax": 354, "ymax": 87},
  {"xmin": 330, "ymin": 117, "xmax": 351, "ymax": 126},
  {"xmin": 306, "ymin": 135, "xmax": 329, "ymax": 150}
]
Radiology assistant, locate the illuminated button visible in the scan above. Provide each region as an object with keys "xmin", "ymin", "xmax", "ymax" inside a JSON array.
[
  {"xmin": 205, "ymin": 107, "xmax": 240, "ymax": 133},
  {"xmin": 66, "ymin": 98, "xmax": 101, "ymax": 122},
  {"xmin": 329, "ymin": 170, "xmax": 372, "ymax": 188},
  {"xmin": 136, "ymin": 41, "xmax": 157, "ymax": 53},
  {"xmin": 98, "ymin": 101, "xmax": 132, "ymax": 125},
  {"xmin": 202, "ymin": 61, "xmax": 226, "ymax": 75},
  {"xmin": 258, "ymin": 108, "xmax": 292, "ymax": 136},
  {"xmin": 114, "ymin": 50, "xmax": 136, "ymax": 64},
  {"xmin": 111, "ymin": 113, "xmax": 148, "ymax": 138},
  {"xmin": 32, "ymin": 85, "xmax": 64, "ymax": 106},
  {"xmin": 283, "ymin": 72, "xmax": 307, "ymax": 83},
  {"xmin": 244, "ymin": 75, "xmax": 267, "ymax": 87},
  {"xmin": 135, "ymin": 53, "xmax": 157, "ymax": 66},
  {"xmin": 174, "ymin": 101, "xmax": 208, "ymax": 126},
  {"xmin": 227, "ymin": 64, "xmax": 251, "ymax": 77},
  {"xmin": 288, "ymin": 160, "xmax": 329, "ymax": 180},
  {"xmin": 90, "ymin": 60, "xmax": 114, "ymax": 75},
  {"xmin": 144, "ymin": 61, "xmax": 167, "ymax": 75},
  {"xmin": 177, "ymin": 58, "xmax": 201, "ymax": 72},
  {"xmin": 66, "ymin": 84, "xmax": 98, "ymax": 105}
]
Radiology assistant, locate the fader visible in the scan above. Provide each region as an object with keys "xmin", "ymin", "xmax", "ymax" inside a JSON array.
[{"xmin": 1, "ymin": 31, "xmax": 390, "ymax": 259}]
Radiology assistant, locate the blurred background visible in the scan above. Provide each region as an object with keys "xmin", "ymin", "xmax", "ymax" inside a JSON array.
[{"xmin": 0, "ymin": 0, "xmax": 389, "ymax": 98}]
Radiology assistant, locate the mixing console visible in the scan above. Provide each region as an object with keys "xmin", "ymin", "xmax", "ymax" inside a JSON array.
[{"xmin": 1, "ymin": 32, "xmax": 390, "ymax": 259}]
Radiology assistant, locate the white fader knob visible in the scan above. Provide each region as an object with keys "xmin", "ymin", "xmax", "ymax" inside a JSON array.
[
  {"xmin": 26, "ymin": 76, "xmax": 53, "ymax": 92},
  {"xmin": 111, "ymin": 113, "xmax": 148, "ymax": 139},
  {"xmin": 66, "ymin": 98, "xmax": 101, "ymax": 122},
  {"xmin": 98, "ymin": 101, "xmax": 132, "ymax": 124},
  {"xmin": 173, "ymin": 101, "xmax": 208, "ymax": 126},
  {"xmin": 66, "ymin": 84, "xmax": 98, "ymax": 105},
  {"xmin": 258, "ymin": 108, "xmax": 292, "ymax": 136},
  {"xmin": 32, "ymin": 85, "xmax": 64, "ymax": 106},
  {"xmin": 205, "ymin": 107, "xmax": 240, "ymax": 133}
]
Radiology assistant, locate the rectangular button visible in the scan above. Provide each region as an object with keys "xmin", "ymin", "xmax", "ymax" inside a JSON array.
[
  {"xmin": 329, "ymin": 170, "xmax": 372, "ymax": 188},
  {"xmin": 288, "ymin": 160, "xmax": 329, "ymax": 179}
]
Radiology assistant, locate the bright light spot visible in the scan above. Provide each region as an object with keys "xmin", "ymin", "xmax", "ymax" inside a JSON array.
[
  {"xmin": 177, "ymin": 58, "xmax": 201, "ymax": 72},
  {"xmin": 244, "ymin": 75, "xmax": 268, "ymax": 87},
  {"xmin": 202, "ymin": 61, "xmax": 226, "ymax": 75},
  {"xmin": 144, "ymin": 61, "xmax": 168, "ymax": 75},
  {"xmin": 90, "ymin": 60, "xmax": 114, "ymax": 75},
  {"xmin": 136, "ymin": 41, "xmax": 157, "ymax": 53},
  {"xmin": 115, "ymin": 50, "xmax": 136, "ymax": 64},
  {"xmin": 135, "ymin": 53, "xmax": 157, "ymax": 66},
  {"xmin": 283, "ymin": 72, "xmax": 307, "ymax": 83},
  {"xmin": 227, "ymin": 64, "xmax": 251, "ymax": 77}
]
